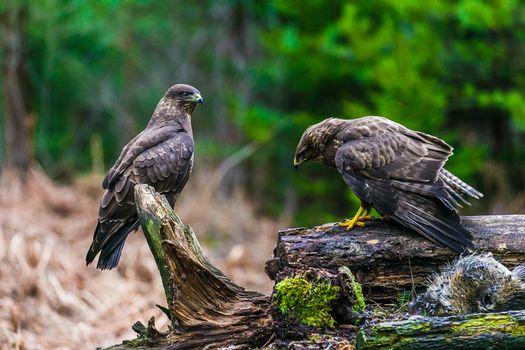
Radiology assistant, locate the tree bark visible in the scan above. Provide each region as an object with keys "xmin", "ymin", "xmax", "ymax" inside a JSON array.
[
  {"xmin": 106, "ymin": 184, "xmax": 272, "ymax": 350},
  {"xmin": 265, "ymin": 215, "xmax": 525, "ymax": 303},
  {"xmin": 1, "ymin": 1, "xmax": 34, "ymax": 180},
  {"xmin": 356, "ymin": 310, "xmax": 525, "ymax": 350},
  {"xmin": 104, "ymin": 194, "xmax": 525, "ymax": 349}
]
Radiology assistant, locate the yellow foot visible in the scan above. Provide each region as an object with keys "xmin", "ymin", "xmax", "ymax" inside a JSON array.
[
  {"xmin": 339, "ymin": 218, "xmax": 365, "ymax": 230},
  {"xmin": 338, "ymin": 206, "xmax": 371, "ymax": 231},
  {"xmin": 380, "ymin": 214, "xmax": 390, "ymax": 221}
]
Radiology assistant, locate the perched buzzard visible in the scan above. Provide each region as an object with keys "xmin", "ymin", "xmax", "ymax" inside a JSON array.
[
  {"xmin": 293, "ymin": 116, "xmax": 482, "ymax": 253},
  {"xmin": 86, "ymin": 84, "xmax": 203, "ymax": 269}
]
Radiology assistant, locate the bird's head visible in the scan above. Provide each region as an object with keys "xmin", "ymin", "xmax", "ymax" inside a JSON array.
[
  {"xmin": 294, "ymin": 118, "xmax": 342, "ymax": 169},
  {"xmin": 165, "ymin": 84, "xmax": 203, "ymax": 113}
]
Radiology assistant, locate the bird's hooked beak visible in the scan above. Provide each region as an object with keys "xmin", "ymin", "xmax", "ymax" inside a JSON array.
[
  {"xmin": 191, "ymin": 93, "xmax": 204, "ymax": 104},
  {"xmin": 294, "ymin": 147, "xmax": 308, "ymax": 169},
  {"xmin": 293, "ymin": 156, "xmax": 305, "ymax": 169}
]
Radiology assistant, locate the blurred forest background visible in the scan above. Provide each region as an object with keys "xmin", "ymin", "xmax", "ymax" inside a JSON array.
[{"xmin": 1, "ymin": 0, "xmax": 525, "ymax": 349}]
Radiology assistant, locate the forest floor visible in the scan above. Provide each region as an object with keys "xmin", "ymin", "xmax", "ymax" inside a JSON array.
[{"xmin": 0, "ymin": 168, "xmax": 285, "ymax": 350}]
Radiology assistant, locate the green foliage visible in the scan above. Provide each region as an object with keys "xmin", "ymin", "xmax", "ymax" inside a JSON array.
[
  {"xmin": 396, "ymin": 289, "xmax": 413, "ymax": 313},
  {"xmin": 254, "ymin": 0, "xmax": 525, "ymax": 221},
  {"xmin": 2, "ymin": 1, "xmax": 525, "ymax": 219},
  {"xmin": 274, "ymin": 276, "xmax": 340, "ymax": 328}
]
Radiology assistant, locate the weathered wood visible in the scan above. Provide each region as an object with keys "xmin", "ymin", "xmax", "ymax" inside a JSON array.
[
  {"xmin": 265, "ymin": 216, "xmax": 525, "ymax": 303},
  {"xmin": 103, "ymin": 199, "xmax": 525, "ymax": 349},
  {"xmin": 107, "ymin": 185, "xmax": 273, "ymax": 349},
  {"xmin": 356, "ymin": 310, "xmax": 525, "ymax": 350}
]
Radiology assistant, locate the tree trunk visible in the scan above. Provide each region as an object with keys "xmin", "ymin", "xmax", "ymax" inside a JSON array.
[
  {"xmin": 265, "ymin": 216, "xmax": 525, "ymax": 303},
  {"xmin": 1, "ymin": 1, "xmax": 34, "ymax": 180},
  {"xmin": 106, "ymin": 184, "xmax": 273, "ymax": 350}
]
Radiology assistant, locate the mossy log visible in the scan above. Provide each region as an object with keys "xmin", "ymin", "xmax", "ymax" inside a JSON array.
[
  {"xmin": 103, "ymin": 191, "xmax": 525, "ymax": 350},
  {"xmin": 107, "ymin": 184, "xmax": 272, "ymax": 350},
  {"xmin": 265, "ymin": 215, "xmax": 525, "ymax": 303},
  {"xmin": 356, "ymin": 310, "xmax": 525, "ymax": 350}
]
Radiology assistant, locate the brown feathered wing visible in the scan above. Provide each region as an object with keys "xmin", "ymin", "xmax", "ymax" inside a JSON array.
[
  {"xmin": 334, "ymin": 120, "xmax": 480, "ymax": 252},
  {"xmin": 86, "ymin": 126, "xmax": 193, "ymax": 269}
]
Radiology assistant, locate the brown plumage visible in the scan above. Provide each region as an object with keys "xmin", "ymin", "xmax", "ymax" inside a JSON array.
[
  {"xmin": 294, "ymin": 116, "xmax": 483, "ymax": 253},
  {"xmin": 86, "ymin": 84, "xmax": 203, "ymax": 269}
]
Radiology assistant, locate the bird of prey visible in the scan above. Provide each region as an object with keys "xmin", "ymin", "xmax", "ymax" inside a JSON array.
[
  {"xmin": 86, "ymin": 84, "xmax": 203, "ymax": 269},
  {"xmin": 293, "ymin": 116, "xmax": 483, "ymax": 253}
]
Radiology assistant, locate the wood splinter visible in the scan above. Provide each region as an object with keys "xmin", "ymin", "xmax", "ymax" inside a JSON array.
[{"xmin": 108, "ymin": 184, "xmax": 272, "ymax": 350}]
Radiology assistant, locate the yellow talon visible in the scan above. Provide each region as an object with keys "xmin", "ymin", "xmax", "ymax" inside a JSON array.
[
  {"xmin": 339, "ymin": 219, "xmax": 365, "ymax": 230},
  {"xmin": 359, "ymin": 214, "xmax": 373, "ymax": 221},
  {"xmin": 339, "ymin": 206, "xmax": 371, "ymax": 231}
]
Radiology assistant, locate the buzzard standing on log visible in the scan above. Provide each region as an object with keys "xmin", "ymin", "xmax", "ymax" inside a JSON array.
[
  {"xmin": 293, "ymin": 116, "xmax": 483, "ymax": 253},
  {"xmin": 86, "ymin": 84, "xmax": 203, "ymax": 269}
]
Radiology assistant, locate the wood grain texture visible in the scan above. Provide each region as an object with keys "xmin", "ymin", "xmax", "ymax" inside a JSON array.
[
  {"xmin": 265, "ymin": 215, "xmax": 525, "ymax": 303},
  {"xmin": 107, "ymin": 185, "xmax": 272, "ymax": 349}
]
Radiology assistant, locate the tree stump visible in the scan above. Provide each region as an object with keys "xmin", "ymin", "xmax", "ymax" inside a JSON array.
[
  {"xmin": 265, "ymin": 216, "xmax": 525, "ymax": 303},
  {"xmin": 107, "ymin": 184, "xmax": 272, "ymax": 350}
]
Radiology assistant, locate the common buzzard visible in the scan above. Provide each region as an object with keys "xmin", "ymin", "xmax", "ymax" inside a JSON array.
[
  {"xmin": 294, "ymin": 116, "xmax": 482, "ymax": 253},
  {"xmin": 86, "ymin": 84, "xmax": 203, "ymax": 269}
]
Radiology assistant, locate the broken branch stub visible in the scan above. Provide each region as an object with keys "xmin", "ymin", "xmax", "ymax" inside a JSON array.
[{"xmin": 131, "ymin": 184, "xmax": 272, "ymax": 348}]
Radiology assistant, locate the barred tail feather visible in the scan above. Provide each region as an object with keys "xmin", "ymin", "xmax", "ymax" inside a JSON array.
[{"xmin": 440, "ymin": 169, "xmax": 483, "ymax": 199}]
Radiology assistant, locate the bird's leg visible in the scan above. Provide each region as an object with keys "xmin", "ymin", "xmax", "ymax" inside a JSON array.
[
  {"xmin": 339, "ymin": 206, "xmax": 370, "ymax": 231},
  {"xmin": 358, "ymin": 210, "xmax": 373, "ymax": 221}
]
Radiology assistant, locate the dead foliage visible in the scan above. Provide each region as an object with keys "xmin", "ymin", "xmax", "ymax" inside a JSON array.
[{"xmin": 0, "ymin": 168, "xmax": 281, "ymax": 349}]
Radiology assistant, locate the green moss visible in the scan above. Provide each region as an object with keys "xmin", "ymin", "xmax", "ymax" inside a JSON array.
[
  {"xmin": 274, "ymin": 276, "xmax": 340, "ymax": 328},
  {"xmin": 451, "ymin": 313, "xmax": 525, "ymax": 336},
  {"xmin": 146, "ymin": 220, "xmax": 157, "ymax": 236},
  {"xmin": 356, "ymin": 312, "xmax": 525, "ymax": 349},
  {"xmin": 143, "ymin": 218, "xmax": 171, "ymax": 301},
  {"xmin": 339, "ymin": 266, "xmax": 366, "ymax": 312}
]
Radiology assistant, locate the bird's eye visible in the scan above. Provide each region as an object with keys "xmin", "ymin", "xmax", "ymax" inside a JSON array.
[
  {"xmin": 299, "ymin": 150, "xmax": 308, "ymax": 159},
  {"xmin": 182, "ymin": 91, "xmax": 191, "ymax": 97}
]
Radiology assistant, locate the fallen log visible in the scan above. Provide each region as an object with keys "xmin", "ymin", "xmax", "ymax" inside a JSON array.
[
  {"xmin": 103, "ymin": 189, "xmax": 525, "ymax": 349},
  {"xmin": 107, "ymin": 184, "xmax": 272, "ymax": 350},
  {"xmin": 356, "ymin": 310, "xmax": 525, "ymax": 350},
  {"xmin": 265, "ymin": 216, "xmax": 525, "ymax": 303}
]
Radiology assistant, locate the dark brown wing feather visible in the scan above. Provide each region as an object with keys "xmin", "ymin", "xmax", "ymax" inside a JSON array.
[
  {"xmin": 334, "ymin": 117, "xmax": 479, "ymax": 252},
  {"xmin": 335, "ymin": 117, "xmax": 452, "ymax": 182},
  {"xmin": 86, "ymin": 131, "xmax": 193, "ymax": 269},
  {"xmin": 102, "ymin": 125, "xmax": 182, "ymax": 190}
]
